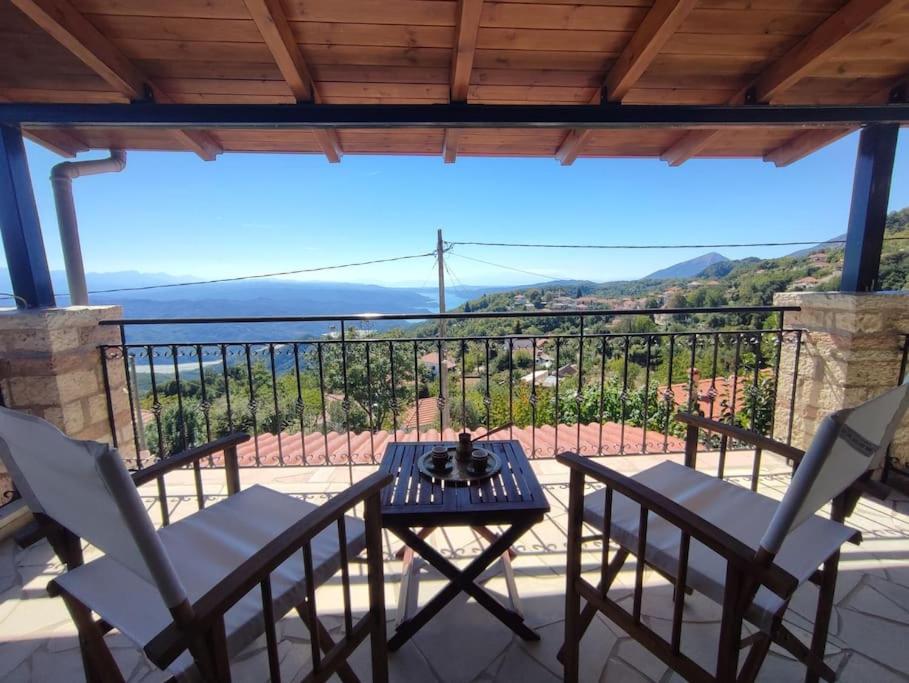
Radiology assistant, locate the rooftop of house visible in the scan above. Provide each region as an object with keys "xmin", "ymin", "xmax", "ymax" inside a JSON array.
[
  {"xmin": 228, "ymin": 421, "xmax": 687, "ymax": 466},
  {"xmin": 660, "ymin": 369, "xmax": 774, "ymax": 419},
  {"xmin": 401, "ymin": 397, "xmax": 442, "ymax": 431},
  {"xmin": 420, "ymin": 352, "xmax": 457, "ymax": 369}
]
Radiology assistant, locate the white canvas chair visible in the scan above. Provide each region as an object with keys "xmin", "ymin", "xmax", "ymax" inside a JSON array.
[
  {"xmin": 0, "ymin": 407, "xmax": 391, "ymax": 683},
  {"xmin": 558, "ymin": 381, "xmax": 909, "ymax": 683}
]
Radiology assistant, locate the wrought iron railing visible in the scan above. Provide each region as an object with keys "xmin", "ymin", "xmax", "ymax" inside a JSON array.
[{"xmin": 98, "ymin": 306, "xmax": 803, "ymax": 473}]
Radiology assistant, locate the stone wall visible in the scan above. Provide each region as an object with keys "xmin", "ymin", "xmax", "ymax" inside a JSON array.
[
  {"xmin": 773, "ymin": 291, "xmax": 909, "ymax": 466},
  {"xmin": 0, "ymin": 306, "xmax": 135, "ymax": 453}
]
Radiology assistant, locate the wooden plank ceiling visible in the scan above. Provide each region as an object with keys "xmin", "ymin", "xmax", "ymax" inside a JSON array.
[{"xmin": 0, "ymin": 0, "xmax": 907, "ymax": 164}]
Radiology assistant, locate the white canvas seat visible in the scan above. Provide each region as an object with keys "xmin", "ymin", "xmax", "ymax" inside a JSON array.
[
  {"xmin": 0, "ymin": 406, "xmax": 390, "ymax": 683},
  {"xmin": 54, "ymin": 484, "xmax": 366, "ymax": 679},
  {"xmin": 560, "ymin": 381, "xmax": 909, "ymax": 683},
  {"xmin": 582, "ymin": 461, "xmax": 857, "ymax": 630}
]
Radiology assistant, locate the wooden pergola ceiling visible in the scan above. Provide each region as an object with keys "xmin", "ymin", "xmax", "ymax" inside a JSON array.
[{"xmin": 1, "ymin": 0, "xmax": 908, "ymax": 165}]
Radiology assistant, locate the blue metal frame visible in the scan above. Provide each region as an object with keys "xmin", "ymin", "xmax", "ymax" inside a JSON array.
[
  {"xmin": 1, "ymin": 102, "xmax": 909, "ymax": 129},
  {"xmin": 0, "ymin": 125, "xmax": 55, "ymax": 309},
  {"xmin": 840, "ymin": 124, "xmax": 899, "ymax": 292}
]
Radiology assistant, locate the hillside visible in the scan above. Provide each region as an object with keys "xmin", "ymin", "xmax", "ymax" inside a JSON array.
[
  {"xmin": 442, "ymin": 207, "xmax": 909, "ymax": 336},
  {"xmin": 131, "ymin": 207, "xmax": 908, "ymax": 460},
  {"xmin": 644, "ymin": 252, "xmax": 730, "ymax": 280}
]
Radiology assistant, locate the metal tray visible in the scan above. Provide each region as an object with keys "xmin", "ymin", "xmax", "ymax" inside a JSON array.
[{"xmin": 417, "ymin": 446, "xmax": 502, "ymax": 485}]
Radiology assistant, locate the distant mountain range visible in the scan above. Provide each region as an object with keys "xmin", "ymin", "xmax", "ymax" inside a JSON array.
[
  {"xmin": 644, "ymin": 252, "xmax": 730, "ymax": 280},
  {"xmin": 0, "ymin": 233, "xmax": 847, "ymax": 342},
  {"xmin": 786, "ymin": 234, "xmax": 847, "ymax": 259},
  {"xmin": 0, "ymin": 269, "xmax": 519, "ymax": 343}
]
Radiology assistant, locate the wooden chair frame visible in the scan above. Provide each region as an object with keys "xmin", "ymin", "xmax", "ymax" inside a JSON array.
[
  {"xmin": 31, "ymin": 433, "xmax": 391, "ymax": 683},
  {"xmin": 559, "ymin": 412, "xmax": 867, "ymax": 683}
]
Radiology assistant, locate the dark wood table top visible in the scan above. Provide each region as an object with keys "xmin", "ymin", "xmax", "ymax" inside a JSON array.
[{"xmin": 378, "ymin": 440, "xmax": 550, "ymax": 527}]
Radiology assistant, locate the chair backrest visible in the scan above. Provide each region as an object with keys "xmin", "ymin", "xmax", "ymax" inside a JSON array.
[
  {"xmin": 0, "ymin": 407, "xmax": 188, "ymax": 609},
  {"xmin": 760, "ymin": 381, "xmax": 909, "ymax": 555}
]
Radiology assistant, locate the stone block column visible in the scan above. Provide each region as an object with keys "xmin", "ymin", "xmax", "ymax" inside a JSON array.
[
  {"xmin": 773, "ymin": 291, "xmax": 909, "ymax": 466},
  {"xmin": 0, "ymin": 305, "xmax": 135, "ymax": 453}
]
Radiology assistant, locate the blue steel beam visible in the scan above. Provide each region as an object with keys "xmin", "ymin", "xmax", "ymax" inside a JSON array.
[
  {"xmin": 840, "ymin": 124, "xmax": 899, "ymax": 292},
  {"xmin": 0, "ymin": 125, "xmax": 55, "ymax": 309},
  {"xmin": 1, "ymin": 102, "xmax": 909, "ymax": 130}
]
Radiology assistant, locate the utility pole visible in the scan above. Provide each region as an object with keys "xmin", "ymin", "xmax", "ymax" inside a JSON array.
[{"xmin": 437, "ymin": 228, "xmax": 450, "ymax": 431}]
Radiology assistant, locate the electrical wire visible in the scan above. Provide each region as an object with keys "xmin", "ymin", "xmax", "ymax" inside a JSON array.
[
  {"xmin": 443, "ymin": 260, "xmax": 465, "ymax": 291},
  {"xmin": 446, "ymin": 237, "xmax": 909, "ymax": 250},
  {"xmin": 448, "ymin": 252, "xmax": 573, "ymax": 282},
  {"xmin": 415, "ymin": 256, "xmax": 440, "ymax": 291},
  {"xmin": 52, "ymin": 250, "xmax": 437, "ymax": 297}
]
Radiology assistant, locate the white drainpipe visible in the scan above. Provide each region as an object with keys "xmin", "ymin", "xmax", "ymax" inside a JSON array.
[{"xmin": 51, "ymin": 149, "xmax": 127, "ymax": 306}]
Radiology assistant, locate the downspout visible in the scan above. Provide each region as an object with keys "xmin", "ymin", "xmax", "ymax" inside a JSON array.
[{"xmin": 51, "ymin": 149, "xmax": 126, "ymax": 306}]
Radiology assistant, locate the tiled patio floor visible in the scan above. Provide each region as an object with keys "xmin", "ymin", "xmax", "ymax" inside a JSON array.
[{"xmin": 2, "ymin": 451, "xmax": 909, "ymax": 682}]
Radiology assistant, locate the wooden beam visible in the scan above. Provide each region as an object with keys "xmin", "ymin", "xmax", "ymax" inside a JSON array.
[
  {"xmin": 444, "ymin": 0, "xmax": 483, "ymax": 163},
  {"xmin": 22, "ymin": 129, "xmax": 87, "ymax": 157},
  {"xmin": 242, "ymin": 0, "xmax": 341, "ymax": 162},
  {"xmin": 556, "ymin": 0, "xmax": 696, "ymax": 166},
  {"xmin": 10, "ymin": 0, "xmax": 221, "ymax": 160},
  {"xmin": 555, "ymin": 129, "xmax": 590, "ymax": 166},
  {"xmin": 763, "ymin": 128, "xmax": 853, "ymax": 167},
  {"xmin": 765, "ymin": 77, "xmax": 908, "ymax": 167},
  {"xmin": 661, "ymin": 0, "xmax": 904, "ymax": 166},
  {"xmin": 243, "ymin": 0, "xmax": 313, "ymax": 102},
  {"xmin": 451, "ymin": 0, "xmax": 483, "ymax": 103},
  {"xmin": 442, "ymin": 129, "xmax": 460, "ymax": 164},
  {"xmin": 10, "ymin": 0, "xmax": 144, "ymax": 99},
  {"xmin": 660, "ymin": 127, "xmax": 727, "ymax": 166},
  {"xmin": 606, "ymin": 0, "xmax": 697, "ymax": 103},
  {"xmin": 753, "ymin": 0, "xmax": 903, "ymax": 105}
]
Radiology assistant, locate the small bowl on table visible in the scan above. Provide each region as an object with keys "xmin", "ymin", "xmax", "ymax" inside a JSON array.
[
  {"xmin": 430, "ymin": 445, "xmax": 450, "ymax": 471},
  {"xmin": 469, "ymin": 449, "xmax": 490, "ymax": 473}
]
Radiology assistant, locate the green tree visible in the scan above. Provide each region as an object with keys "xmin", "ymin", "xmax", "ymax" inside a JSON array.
[{"xmin": 147, "ymin": 399, "xmax": 205, "ymax": 456}]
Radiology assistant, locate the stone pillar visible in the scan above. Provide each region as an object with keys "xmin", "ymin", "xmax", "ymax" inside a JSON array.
[
  {"xmin": 0, "ymin": 305, "xmax": 135, "ymax": 453},
  {"xmin": 773, "ymin": 291, "xmax": 909, "ymax": 466}
]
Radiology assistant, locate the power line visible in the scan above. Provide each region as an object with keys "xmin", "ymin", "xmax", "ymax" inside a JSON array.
[
  {"xmin": 446, "ymin": 237, "xmax": 909, "ymax": 250},
  {"xmin": 443, "ymin": 259, "xmax": 466, "ymax": 291},
  {"xmin": 448, "ymin": 252, "xmax": 572, "ymax": 282},
  {"xmin": 53, "ymin": 250, "xmax": 436, "ymax": 297}
]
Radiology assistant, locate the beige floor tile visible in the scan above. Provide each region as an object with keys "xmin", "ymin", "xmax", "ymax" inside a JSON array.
[{"xmin": 1, "ymin": 457, "xmax": 908, "ymax": 682}]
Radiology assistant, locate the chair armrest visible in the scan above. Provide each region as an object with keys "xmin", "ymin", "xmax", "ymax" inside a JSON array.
[
  {"xmin": 676, "ymin": 412, "xmax": 805, "ymax": 462},
  {"xmin": 556, "ymin": 452, "xmax": 798, "ymax": 599},
  {"xmin": 145, "ymin": 470, "xmax": 392, "ymax": 666},
  {"xmin": 131, "ymin": 433, "xmax": 250, "ymax": 488}
]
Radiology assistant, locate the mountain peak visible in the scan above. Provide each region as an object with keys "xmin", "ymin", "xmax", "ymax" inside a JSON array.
[{"xmin": 643, "ymin": 252, "xmax": 730, "ymax": 280}]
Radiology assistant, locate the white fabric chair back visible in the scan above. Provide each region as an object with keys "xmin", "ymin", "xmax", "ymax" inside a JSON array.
[
  {"xmin": 0, "ymin": 407, "xmax": 187, "ymax": 608},
  {"xmin": 760, "ymin": 381, "xmax": 909, "ymax": 554}
]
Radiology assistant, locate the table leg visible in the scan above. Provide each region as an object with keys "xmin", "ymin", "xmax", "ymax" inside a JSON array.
[
  {"xmin": 500, "ymin": 549, "xmax": 522, "ymax": 617},
  {"xmin": 394, "ymin": 527, "xmax": 433, "ymax": 560},
  {"xmin": 471, "ymin": 526, "xmax": 521, "ymax": 616},
  {"xmin": 387, "ymin": 521, "xmax": 539, "ymax": 651},
  {"xmin": 395, "ymin": 545, "xmax": 423, "ymax": 628},
  {"xmin": 471, "ymin": 526, "xmax": 517, "ymax": 560}
]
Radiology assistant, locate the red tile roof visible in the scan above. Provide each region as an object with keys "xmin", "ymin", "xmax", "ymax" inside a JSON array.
[
  {"xmin": 402, "ymin": 397, "xmax": 440, "ymax": 430},
  {"xmin": 661, "ymin": 370, "xmax": 772, "ymax": 418},
  {"xmin": 232, "ymin": 422, "xmax": 685, "ymax": 467}
]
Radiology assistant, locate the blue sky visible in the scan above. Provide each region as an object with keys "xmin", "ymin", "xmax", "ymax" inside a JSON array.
[{"xmin": 5, "ymin": 130, "xmax": 908, "ymax": 287}]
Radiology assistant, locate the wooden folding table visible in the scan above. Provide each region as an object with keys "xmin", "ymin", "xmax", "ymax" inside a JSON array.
[{"xmin": 378, "ymin": 440, "xmax": 550, "ymax": 651}]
